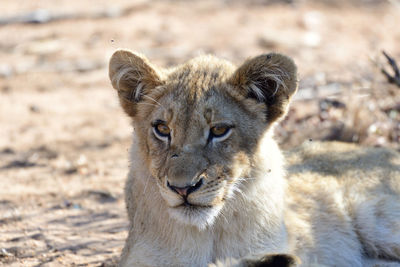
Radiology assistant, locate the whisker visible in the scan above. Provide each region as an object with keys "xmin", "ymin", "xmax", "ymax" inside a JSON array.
[
  {"xmin": 142, "ymin": 175, "xmax": 151, "ymax": 196},
  {"xmin": 237, "ymin": 177, "xmax": 257, "ymax": 181},
  {"xmin": 218, "ymin": 209, "xmax": 229, "ymax": 224},
  {"xmin": 231, "ymin": 186, "xmax": 246, "ymax": 200}
]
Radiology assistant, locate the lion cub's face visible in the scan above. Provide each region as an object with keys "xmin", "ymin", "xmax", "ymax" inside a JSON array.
[{"xmin": 109, "ymin": 50, "xmax": 297, "ymax": 229}]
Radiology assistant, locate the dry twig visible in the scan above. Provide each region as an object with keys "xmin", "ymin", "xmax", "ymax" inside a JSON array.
[{"xmin": 381, "ymin": 50, "xmax": 400, "ymax": 87}]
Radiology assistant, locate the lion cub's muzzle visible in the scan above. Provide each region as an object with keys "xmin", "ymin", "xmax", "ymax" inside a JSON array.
[{"xmin": 167, "ymin": 177, "xmax": 204, "ymax": 199}]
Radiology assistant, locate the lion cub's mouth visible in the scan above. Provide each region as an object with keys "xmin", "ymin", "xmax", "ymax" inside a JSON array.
[
  {"xmin": 175, "ymin": 201, "xmax": 213, "ymax": 209},
  {"xmin": 166, "ymin": 189, "xmax": 224, "ymax": 228},
  {"xmin": 160, "ymin": 177, "xmax": 226, "ymax": 228}
]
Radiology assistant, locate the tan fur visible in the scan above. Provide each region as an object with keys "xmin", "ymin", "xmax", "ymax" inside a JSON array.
[
  {"xmin": 285, "ymin": 141, "xmax": 400, "ymax": 266},
  {"xmin": 108, "ymin": 49, "xmax": 400, "ymax": 267}
]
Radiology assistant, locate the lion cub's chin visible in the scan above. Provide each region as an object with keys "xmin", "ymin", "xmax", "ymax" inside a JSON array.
[{"xmin": 168, "ymin": 204, "xmax": 223, "ymax": 230}]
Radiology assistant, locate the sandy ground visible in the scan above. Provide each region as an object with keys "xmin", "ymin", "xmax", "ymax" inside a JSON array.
[{"xmin": 1, "ymin": 0, "xmax": 399, "ymax": 266}]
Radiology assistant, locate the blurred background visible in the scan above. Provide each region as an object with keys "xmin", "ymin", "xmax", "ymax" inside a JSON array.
[{"xmin": 0, "ymin": 0, "xmax": 399, "ymax": 265}]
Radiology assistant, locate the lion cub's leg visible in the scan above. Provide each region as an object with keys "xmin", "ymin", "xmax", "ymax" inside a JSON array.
[
  {"xmin": 210, "ymin": 254, "xmax": 300, "ymax": 267},
  {"xmin": 354, "ymin": 195, "xmax": 400, "ymax": 261}
]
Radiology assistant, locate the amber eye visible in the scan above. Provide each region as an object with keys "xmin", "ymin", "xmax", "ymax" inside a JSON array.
[
  {"xmin": 152, "ymin": 121, "xmax": 171, "ymax": 139},
  {"xmin": 210, "ymin": 125, "xmax": 230, "ymax": 138},
  {"xmin": 155, "ymin": 123, "xmax": 170, "ymax": 137}
]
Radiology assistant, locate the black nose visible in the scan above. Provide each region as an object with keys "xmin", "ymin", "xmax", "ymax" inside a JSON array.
[{"xmin": 167, "ymin": 178, "xmax": 204, "ymax": 197}]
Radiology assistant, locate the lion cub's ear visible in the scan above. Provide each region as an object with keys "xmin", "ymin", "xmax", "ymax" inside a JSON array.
[
  {"xmin": 109, "ymin": 49, "xmax": 163, "ymax": 117},
  {"xmin": 229, "ymin": 53, "xmax": 298, "ymax": 123}
]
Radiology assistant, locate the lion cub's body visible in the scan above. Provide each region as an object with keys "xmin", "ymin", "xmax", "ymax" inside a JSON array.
[
  {"xmin": 109, "ymin": 50, "xmax": 400, "ymax": 267},
  {"xmin": 286, "ymin": 141, "xmax": 400, "ymax": 266}
]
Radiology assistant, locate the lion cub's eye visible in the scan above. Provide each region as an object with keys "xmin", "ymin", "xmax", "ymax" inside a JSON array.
[
  {"xmin": 152, "ymin": 121, "xmax": 171, "ymax": 140},
  {"xmin": 211, "ymin": 126, "xmax": 229, "ymax": 137},
  {"xmin": 156, "ymin": 124, "xmax": 170, "ymax": 136},
  {"xmin": 209, "ymin": 124, "xmax": 233, "ymax": 142}
]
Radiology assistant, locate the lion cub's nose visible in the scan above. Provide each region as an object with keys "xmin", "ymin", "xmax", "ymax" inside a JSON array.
[{"xmin": 167, "ymin": 178, "xmax": 203, "ymax": 198}]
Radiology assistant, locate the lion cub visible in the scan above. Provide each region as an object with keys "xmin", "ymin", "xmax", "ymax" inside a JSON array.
[{"xmin": 109, "ymin": 50, "xmax": 400, "ymax": 267}]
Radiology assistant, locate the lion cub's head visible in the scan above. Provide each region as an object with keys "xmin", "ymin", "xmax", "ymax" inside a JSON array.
[{"xmin": 109, "ymin": 50, "xmax": 297, "ymax": 229}]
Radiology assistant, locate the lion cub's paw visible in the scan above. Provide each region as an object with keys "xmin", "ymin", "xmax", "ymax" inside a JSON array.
[
  {"xmin": 242, "ymin": 254, "xmax": 300, "ymax": 267},
  {"xmin": 210, "ymin": 254, "xmax": 300, "ymax": 267}
]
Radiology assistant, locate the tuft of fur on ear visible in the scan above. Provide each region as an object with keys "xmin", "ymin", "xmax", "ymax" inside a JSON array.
[
  {"xmin": 109, "ymin": 49, "xmax": 163, "ymax": 117},
  {"xmin": 229, "ymin": 53, "xmax": 298, "ymax": 123}
]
